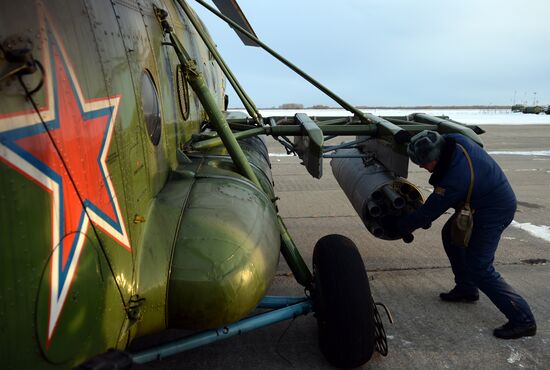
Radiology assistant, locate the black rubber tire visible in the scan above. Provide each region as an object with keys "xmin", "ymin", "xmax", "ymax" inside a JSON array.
[{"xmin": 313, "ymin": 234, "xmax": 375, "ymax": 368}]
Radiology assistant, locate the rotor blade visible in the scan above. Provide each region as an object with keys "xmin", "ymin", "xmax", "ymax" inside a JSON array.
[{"xmin": 211, "ymin": 0, "xmax": 259, "ymax": 46}]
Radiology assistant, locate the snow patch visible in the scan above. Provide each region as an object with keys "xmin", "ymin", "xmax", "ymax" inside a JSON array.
[
  {"xmin": 507, "ymin": 346, "xmax": 522, "ymax": 364},
  {"xmin": 511, "ymin": 221, "xmax": 550, "ymax": 243}
]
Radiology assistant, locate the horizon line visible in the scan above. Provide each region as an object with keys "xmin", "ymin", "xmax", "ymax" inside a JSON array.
[{"xmin": 228, "ymin": 104, "xmax": 534, "ymax": 110}]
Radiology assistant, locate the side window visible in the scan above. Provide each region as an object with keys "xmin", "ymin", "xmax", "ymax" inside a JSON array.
[
  {"xmin": 176, "ymin": 64, "xmax": 190, "ymax": 120},
  {"xmin": 141, "ymin": 69, "xmax": 162, "ymax": 146}
]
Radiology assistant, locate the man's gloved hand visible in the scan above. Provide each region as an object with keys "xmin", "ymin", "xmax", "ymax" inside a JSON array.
[
  {"xmin": 402, "ymin": 233, "xmax": 414, "ymax": 243},
  {"xmin": 385, "ymin": 209, "xmax": 430, "ymax": 242},
  {"xmin": 378, "ymin": 215, "xmax": 400, "ymax": 237},
  {"xmin": 380, "ymin": 214, "xmax": 414, "ymax": 243}
]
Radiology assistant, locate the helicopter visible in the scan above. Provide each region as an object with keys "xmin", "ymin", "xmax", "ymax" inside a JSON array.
[{"xmin": 0, "ymin": 0, "xmax": 485, "ymax": 369}]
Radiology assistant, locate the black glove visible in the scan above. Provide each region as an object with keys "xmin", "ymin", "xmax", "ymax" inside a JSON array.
[
  {"xmin": 378, "ymin": 215, "xmax": 399, "ymax": 238},
  {"xmin": 402, "ymin": 233, "xmax": 414, "ymax": 243}
]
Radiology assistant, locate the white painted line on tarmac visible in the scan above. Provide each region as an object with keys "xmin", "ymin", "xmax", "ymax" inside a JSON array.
[{"xmin": 511, "ymin": 221, "xmax": 550, "ymax": 243}]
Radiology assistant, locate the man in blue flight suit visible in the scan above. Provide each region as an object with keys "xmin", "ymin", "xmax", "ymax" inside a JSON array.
[{"xmin": 396, "ymin": 130, "xmax": 536, "ymax": 339}]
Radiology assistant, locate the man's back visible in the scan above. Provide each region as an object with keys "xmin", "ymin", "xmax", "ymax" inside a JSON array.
[{"xmin": 442, "ymin": 134, "xmax": 516, "ymax": 220}]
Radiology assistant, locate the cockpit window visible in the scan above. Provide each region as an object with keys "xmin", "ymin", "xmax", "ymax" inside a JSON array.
[
  {"xmin": 176, "ymin": 64, "xmax": 190, "ymax": 120},
  {"xmin": 141, "ymin": 69, "xmax": 162, "ymax": 146}
]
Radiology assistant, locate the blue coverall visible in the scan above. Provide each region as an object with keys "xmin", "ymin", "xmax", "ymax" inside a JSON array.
[{"xmin": 398, "ymin": 133, "xmax": 535, "ymax": 326}]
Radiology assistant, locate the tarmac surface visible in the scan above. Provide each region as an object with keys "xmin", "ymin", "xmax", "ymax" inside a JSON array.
[{"xmin": 139, "ymin": 124, "xmax": 549, "ymax": 370}]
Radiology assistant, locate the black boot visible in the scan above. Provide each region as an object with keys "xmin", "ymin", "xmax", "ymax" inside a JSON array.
[
  {"xmin": 439, "ymin": 287, "xmax": 479, "ymax": 303},
  {"xmin": 493, "ymin": 321, "xmax": 536, "ymax": 339}
]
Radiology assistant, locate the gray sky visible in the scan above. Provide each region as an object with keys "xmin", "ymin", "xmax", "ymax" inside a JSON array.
[{"xmin": 192, "ymin": 0, "xmax": 550, "ymax": 108}]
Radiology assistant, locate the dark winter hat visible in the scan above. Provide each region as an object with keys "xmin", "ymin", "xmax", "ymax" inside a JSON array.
[{"xmin": 407, "ymin": 130, "xmax": 445, "ymax": 165}]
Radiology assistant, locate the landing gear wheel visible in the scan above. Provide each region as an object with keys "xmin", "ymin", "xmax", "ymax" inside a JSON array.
[{"xmin": 313, "ymin": 234, "xmax": 375, "ymax": 368}]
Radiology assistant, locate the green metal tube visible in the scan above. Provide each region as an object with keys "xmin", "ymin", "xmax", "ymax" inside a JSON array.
[
  {"xmin": 227, "ymin": 118, "xmax": 258, "ymax": 125},
  {"xmin": 267, "ymin": 116, "xmax": 357, "ymax": 125},
  {"xmin": 316, "ymin": 117, "xmax": 354, "ymax": 125},
  {"xmin": 410, "ymin": 113, "xmax": 484, "ymax": 146},
  {"xmin": 382, "ymin": 115, "xmax": 449, "ymax": 121},
  {"xmin": 382, "ymin": 117, "xmax": 423, "ymax": 125},
  {"xmin": 392, "ymin": 124, "xmax": 438, "ymax": 133},
  {"xmin": 186, "ymin": 69, "xmax": 262, "ymax": 187},
  {"xmin": 362, "ymin": 113, "xmax": 411, "ymax": 143},
  {"xmin": 167, "ymin": 29, "xmax": 303, "ymax": 325},
  {"xmin": 168, "ymin": 32, "xmax": 262, "ymax": 189},
  {"xmin": 382, "ymin": 117, "xmax": 440, "ymax": 131},
  {"xmin": 176, "ymin": 0, "xmax": 260, "ymax": 122},
  {"xmin": 228, "ymin": 122, "xmax": 260, "ymax": 130},
  {"xmin": 192, "ymin": 124, "xmax": 379, "ymax": 150},
  {"xmin": 318, "ymin": 125, "xmax": 377, "ymax": 136},
  {"xmin": 192, "ymin": 127, "xmax": 264, "ymax": 150},
  {"xmin": 277, "ymin": 216, "xmax": 312, "ymax": 288}
]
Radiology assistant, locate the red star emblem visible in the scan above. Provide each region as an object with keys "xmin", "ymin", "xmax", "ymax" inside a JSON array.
[{"xmin": 0, "ymin": 22, "xmax": 130, "ymax": 343}]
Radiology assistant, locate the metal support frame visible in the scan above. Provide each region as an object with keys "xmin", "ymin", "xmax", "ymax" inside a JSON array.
[
  {"xmin": 409, "ymin": 113, "xmax": 484, "ymax": 146},
  {"xmin": 156, "ymin": 9, "xmax": 314, "ymax": 290},
  {"xmin": 257, "ymin": 296, "xmax": 309, "ymax": 309},
  {"xmin": 188, "ymin": 0, "xmax": 487, "ymax": 147},
  {"xmin": 158, "ymin": 10, "xmax": 262, "ymax": 189},
  {"xmin": 176, "ymin": 0, "xmax": 261, "ymax": 123},
  {"xmin": 192, "ymin": 127, "xmax": 264, "ymax": 150},
  {"xmin": 130, "ymin": 299, "xmax": 313, "ymax": 364},
  {"xmin": 294, "ymin": 113, "xmax": 324, "ymax": 179},
  {"xmin": 278, "ymin": 216, "xmax": 313, "ymax": 288},
  {"xmin": 191, "ymin": 123, "xmax": 379, "ymax": 150},
  {"xmin": 362, "ymin": 113, "xmax": 411, "ymax": 143},
  {"xmin": 195, "ymin": 122, "xmax": 439, "ymax": 150},
  {"xmin": 316, "ymin": 117, "xmax": 355, "ymax": 125},
  {"xmin": 323, "ymin": 138, "xmax": 371, "ymax": 153}
]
